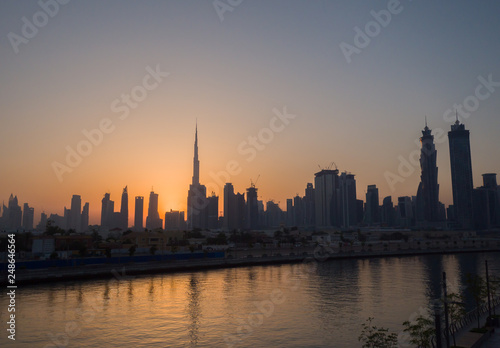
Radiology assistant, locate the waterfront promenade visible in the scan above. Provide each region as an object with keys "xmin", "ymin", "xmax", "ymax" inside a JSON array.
[{"xmin": 3, "ymin": 242, "xmax": 500, "ymax": 286}]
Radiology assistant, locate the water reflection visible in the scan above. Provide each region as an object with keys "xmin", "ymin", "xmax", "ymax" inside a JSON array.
[
  {"xmin": 148, "ymin": 278, "xmax": 155, "ymax": 298},
  {"xmin": 103, "ymin": 280, "xmax": 110, "ymax": 301},
  {"xmin": 187, "ymin": 274, "xmax": 201, "ymax": 347},
  {"xmin": 423, "ymin": 254, "xmax": 445, "ymax": 301},
  {"xmin": 5, "ymin": 252, "xmax": 500, "ymax": 348},
  {"xmin": 128, "ymin": 279, "xmax": 134, "ymax": 302}
]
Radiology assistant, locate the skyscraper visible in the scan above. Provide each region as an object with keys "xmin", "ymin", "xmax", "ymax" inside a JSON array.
[
  {"xmin": 365, "ymin": 185, "xmax": 379, "ymax": 225},
  {"xmin": 473, "ymin": 173, "xmax": 500, "ymax": 229},
  {"xmin": 81, "ymin": 202, "xmax": 89, "ymax": 232},
  {"xmin": 134, "ymin": 196, "xmax": 144, "ymax": 231},
  {"xmin": 303, "ymin": 183, "xmax": 315, "ymax": 228},
  {"xmin": 246, "ymin": 186, "xmax": 259, "ymax": 230},
  {"xmin": 417, "ymin": 119, "xmax": 440, "ymax": 223},
  {"xmin": 165, "ymin": 210, "xmax": 185, "ymax": 230},
  {"xmin": 314, "ymin": 169, "xmax": 339, "ymax": 228},
  {"xmin": 6, "ymin": 194, "xmax": 22, "ymax": 231},
  {"xmin": 70, "ymin": 195, "xmax": 81, "ymax": 232},
  {"xmin": 448, "ymin": 117, "xmax": 474, "ymax": 229},
  {"xmin": 235, "ymin": 192, "xmax": 246, "ymax": 230},
  {"xmin": 22, "ymin": 203, "xmax": 34, "ymax": 231},
  {"xmin": 339, "ymin": 172, "xmax": 357, "ymax": 229},
  {"xmin": 187, "ymin": 123, "xmax": 208, "ymax": 230},
  {"xmin": 265, "ymin": 200, "xmax": 283, "ymax": 228},
  {"xmin": 36, "ymin": 212, "xmax": 47, "ymax": 231},
  {"xmin": 223, "ymin": 183, "xmax": 236, "ymax": 231},
  {"xmin": 120, "ymin": 186, "xmax": 128, "ymax": 230},
  {"xmin": 207, "ymin": 193, "xmax": 219, "ymax": 229},
  {"xmin": 146, "ymin": 191, "xmax": 162, "ymax": 230},
  {"xmin": 293, "ymin": 195, "xmax": 303, "ymax": 227},
  {"xmin": 397, "ymin": 196, "xmax": 413, "ymax": 227},
  {"xmin": 382, "ymin": 196, "xmax": 394, "ymax": 227},
  {"xmin": 101, "ymin": 193, "xmax": 114, "ymax": 229},
  {"xmin": 286, "ymin": 199, "xmax": 294, "ymax": 226}
]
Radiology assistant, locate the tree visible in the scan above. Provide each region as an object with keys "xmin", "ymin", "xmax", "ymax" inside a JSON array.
[
  {"xmin": 489, "ymin": 275, "xmax": 500, "ymax": 315},
  {"xmin": 45, "ymin": 219, "xmax": 65, "ymax": 236},
  {"xmin": 78, "ymin": 244, "xmax": 87, "ymax": 257},
  {"xmin": 91, "ymin": 229, "xmax": 102, "ymax": 247},
  {"xmin": 128, "ymin": 245, "xmax": 136, "ymax": 257},
  {"xmin": 466, "ymin": 273, "xmax": 487, "ymax": 328},
  {"xmin": 444, "ymin": 292, "xmax": 466, "ymax": 346},
  {"xmin": 402, "ymin": 315, "xmax": 434, "ymax": 348},
  {"xmin": 150, "ymin": 245, "xmax": 157, "ymax": 255},
  {"xmin": 358, "ymin": 317, "xmax": 398, "ymax": 348},
  {"xmin": 123, "ymin": 229, "xmax": 133, "ymax": 236}
]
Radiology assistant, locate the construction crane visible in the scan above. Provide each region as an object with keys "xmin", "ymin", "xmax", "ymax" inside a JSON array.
[
  {"xmin": 318, "ymin": 162, "xmax": 338, "ymax": 170},
  {"xmin": 250, "ymin": 174, "xmax": 260, "ymax": 188}
]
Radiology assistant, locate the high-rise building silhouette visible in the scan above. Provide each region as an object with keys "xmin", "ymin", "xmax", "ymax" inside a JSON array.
[
  {"xmin": 22, "ymin": 203, "xmax": 34, "ymax": 231},
  {"xmin": 365, "ymin": 185, "xmax": 379, "ymax": 225},
  {"xmin": 265, "ymin": 200, "xmax": 283, "ymax": 228},
  {"xmin": 293, "ymin": 195, "xmax": 303, "ymax": 227},
  {"xmin": 207, "ymin": 193, "xmax": 219, "ymax": 229},
  {"xmin": 397, "ymin": 196, "xmax": 413, "ymax": 227},
  {"xmin": 134, "ymin": 196, "xmax": 144, "ymax": 231},
  {"xmin": 36, "ymin": 212, "xmax": 47, "ymax": 232},
  {"xmin": 4, "ymin": 194, "xmax": 23, "ymax": 231},
  {"xmin": 473, "ymin": 173, "xmax": 500, "ymax": 229},
  {"xmin": 382, "ymin": 196, "xmax": 395, "ymax": 227},
  {"xmin": 339, "ymin": 172, "xmax": 357, "ymax": 228},
  {"xmin": 187, "ymin": 123, "xmax": 208, "ymax": 230},
  {"xmin": 119, "ymin": 186, "xmax": 128, "ymax": 230},
  {"xmin": 81, "ymin": 202, "xmax": 89, "ymax": 232},
  {"xmin": 165, "ymin": 209, "xmax": 185, "ymax": 230},
  {"xmin": 101, "ymin": 193, "xmax": 114, "ymax": 229},
  {"xmin": 235, "ymin": 192, "xmax": 246, "ymax": 230},
  {"xmin": 246, "ymin": 186, "xmax": 259, "ymax": 230},
  {"xmin": 448, "ymin": 117, "xmax": 474, "ymax": 229},
  {"xmin": 303, "ymin": 183, "xmax": 315, "ymax": 228},
  {"xmin": 223, "ymin": 183, "xmax": 236, "ymax": 231},
  {"xmin": 314, "ymin": 169, "xmax": 339, "ymax": 228},
  {"xmin": 63, "ymin": 207, "xmax": 70, "ymax": 230},
  {"xmin": 417, "ymin": 119, "xmax": 440, "ymax": 223},
  {"xmin": 36, "ymin": 212, "xmax": 47, "ymax": 231},
  {"xmin": 70, "ymin": 195, "xmax": 81, "ymax": 232},
  {"xmin": 146, "ymin": 190, "xmax": 162, "ymax": 230},
  {"xmin": 286, "ymin": 199, "xmax": 294, "ymax": 226}
]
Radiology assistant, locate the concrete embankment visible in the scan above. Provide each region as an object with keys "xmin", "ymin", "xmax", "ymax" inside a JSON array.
[{"xmin": 3, "ymin": 247, "xmax": 500, "ymax": 286}]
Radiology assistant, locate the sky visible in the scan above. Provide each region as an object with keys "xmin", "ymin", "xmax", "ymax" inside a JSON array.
[{"xmin": 1, "ymin": 0, "xmax": 499, "ymax": 226}]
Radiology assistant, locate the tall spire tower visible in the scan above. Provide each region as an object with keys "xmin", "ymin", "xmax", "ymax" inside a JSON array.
[
  {"xmin": 417, "ymin": 118, "xmax": 440, "ymax": 224},
  {"xmin": 192, "ymin": 121, "xmax": 200, "ymax": 185},
  {"xmin": 187, "ymin": 121, "xmax": 208, "ymax": 230}
]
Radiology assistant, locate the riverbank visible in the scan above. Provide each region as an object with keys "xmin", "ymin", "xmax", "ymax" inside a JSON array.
[{"xmin": 3, "ymin": 245, "xmax": 500, "ymax": 286}]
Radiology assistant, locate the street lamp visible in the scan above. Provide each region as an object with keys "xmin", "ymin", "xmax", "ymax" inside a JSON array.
[{"xmin": 434, "ymin": 299, "xmax": 442, "ymax": 348}]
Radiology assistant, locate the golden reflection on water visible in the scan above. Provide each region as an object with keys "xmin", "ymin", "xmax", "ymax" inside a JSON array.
[{"xmin": 3, "ymin": 253, "xmax": 500, "ymax": 347}]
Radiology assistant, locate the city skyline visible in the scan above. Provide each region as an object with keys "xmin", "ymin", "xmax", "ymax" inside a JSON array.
[
  {"xmin": 1, "ymin": 1, "xmax": 499, "ymax": 226},
  {"xmin": 1, "ymin": 118, "xmax": 497, "ymax": 230}
]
